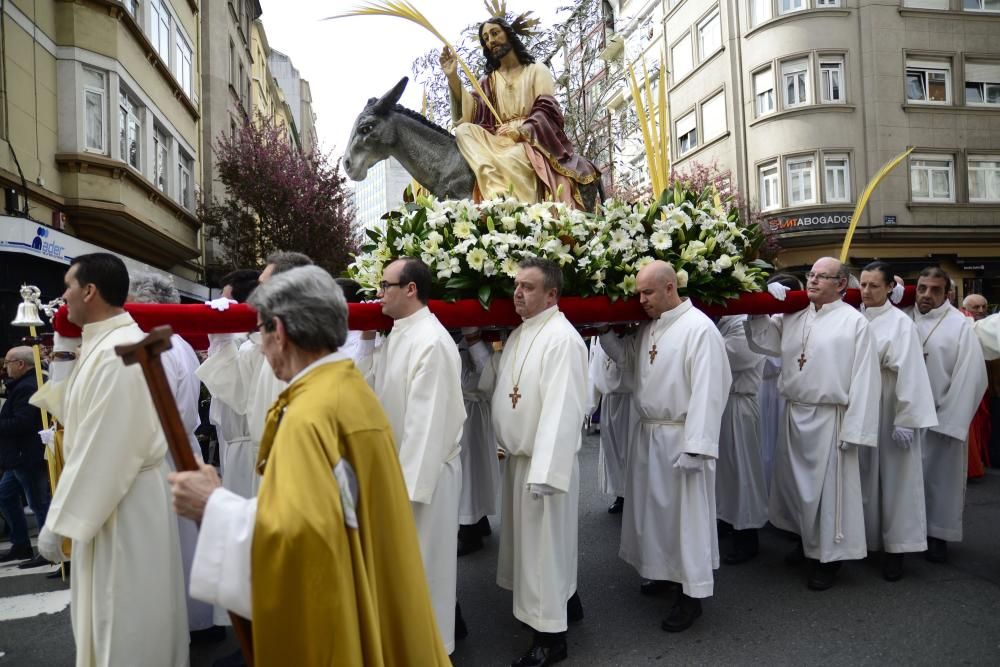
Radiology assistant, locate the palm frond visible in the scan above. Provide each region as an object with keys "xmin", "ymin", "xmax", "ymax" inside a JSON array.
[
  {"xmin": 328, "ymin": 1, "xmax": 501, "ymax": 123},
  {"xmin": 839, "ymin": 147, "xmax": 914, "ymax": 262}
]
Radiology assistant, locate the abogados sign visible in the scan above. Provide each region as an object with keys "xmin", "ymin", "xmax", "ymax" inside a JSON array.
[{"xmin": 764, "ymin": 211, "xmax": 853, "ymax": 232}]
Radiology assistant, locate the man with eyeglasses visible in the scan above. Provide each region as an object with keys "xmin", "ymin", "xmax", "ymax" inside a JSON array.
[
  {"xmin": 745, "ymin": 256, "xmax": 880, "ymax": 590},
  {"xmin": 356, "ymin": 257, "xmax": 467, "ymax": 655},
  {"xmin": 198, "ymin": 251, "xmax": 311, "ymax": 500},
  {"xmin": 0, "ymin": 347, "xmax": 50, "ymax": 565},
  {"xmin": 912, "ymin": 266, "xmax": 986, "ymax": 563}
]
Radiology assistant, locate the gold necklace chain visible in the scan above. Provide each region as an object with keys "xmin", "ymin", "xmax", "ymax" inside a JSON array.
[
  {"xmin": 798, "ymin": 307, "xmax": 816, "ymax": 371},
  {"xmin": 647, "ymin": 306, "xmax": 684, "ymax": 364},
  {"xmin": 506, "ymin": 309, "xmax": 558, "ymax": 408},
  {"xmin": 493, "ymin": 65, "xmax": 524, "ymax": 90}
]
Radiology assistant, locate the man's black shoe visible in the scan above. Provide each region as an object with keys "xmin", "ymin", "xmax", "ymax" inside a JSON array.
[
  {"xmin": 455, "ymin": 602, "xmax": 468, "ymax": 640},
  {"xmin": 608, "ymin": 497, "xmax": 624, "ymax": 514},
  {"xmin": 882, "ymin": 552, "xmax": 904, "ymax": 582},
  {"xmin": 784, "ymin": 541, "xmax": 806, "ymax": 566},
  {"xmin": 457, "ymin": 524, "xmax": 484, "ymax": 557},
  {"xmin": 661, "ymin": 594, "xmax": 702, "ymax": 632},
  {"xmin": 723, "ymin": 529, "xmax": 759, "ymax": 565},
  {"xmin": 926, "ymin": 536, "xmax": 948, "ymax": 563},
  {"xmin": 567, "ymin": 592, "xmax": 584, "ymax": 623},
  {"xmin": 640, "ymin": 579, "xmax": 679, "ymax": 598},
  {"xmin": 476, "ymin": 516, "xmax": 492, "ymax": 537},
  {"xmin": 190, "ymin": 625, "xmax": 226, "ymax": 644},
  {"xmin": 0, "ymin": 543, "xmax": 33, "ymax": 562},
  {"xmin": 17, "ymin": 553, "xmax": 50, "ymax": 569},
  {"xmin": 47, "ymin": 561, "xmax": 69, "ymax": 579},
  {"xmin": 717, "ymin": 519, "xmax": 734, "ymax": 539},
  {"xmin": 511, "ymin": 634, "xmax": 567, "ymax": 667},
  {"xmin": 807, "ymin": 561, "xmax": 841, "ymax": 591}
]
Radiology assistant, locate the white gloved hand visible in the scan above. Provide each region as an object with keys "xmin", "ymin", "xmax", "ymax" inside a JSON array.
[
  {"xmin": 892, "ymin": 426, "xmax": 914, "ymax": 448},
  {"xmin": 673, "ymin": 453, "xmax": 703, "ymax": 474},
  {"xmin": 38, "ymin": 427, "xmax": 56, "ymax": 447},
  {"xmin": 205, "ymin": 297, "xmax": 235, "ymax": 312},
  {"xmin": 528, "ymin": 483, "xmax": 558, "ymax": 499},
  {"xmin": 767, "ymin": 283, "xmax": 790, "ymax": 301},
  {"xmin": 38, "ymin": 526, "xmax": 66, "ymax": 563},
  {"xmin": 889, "ymin": 282, "xmax": 905, "ymax": 305}
]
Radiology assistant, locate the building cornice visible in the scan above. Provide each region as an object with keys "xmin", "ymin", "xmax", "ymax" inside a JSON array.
[
  {"xmin": 54, "ymin": 153, "xmax": 200, "ymax": 229},
  {"xmin": 63, "ymin": 0, "xmax": 200, "ymax": 121},
  {"xmin": 748, "ymin": 103, "xmax": 856, "ymax": 128},
  {"xmin": 902, "ymin": 104, "xmax": 1000, "ymax": 116},
  {"xmin": 744, "ymin": 9, "xmax": 850, "ymax": 39},
  {"xmin": 899, "ymin": 8, "xmax": 1000, "ymax": 22}
]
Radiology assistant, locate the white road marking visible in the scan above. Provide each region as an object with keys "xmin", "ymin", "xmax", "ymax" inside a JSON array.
[
  {"xmin": 0, "ymin": 562, "xmax": 60, "ymax": 579},
  {"xmin": 0, "ymin": 590, "xmax": 71, "ymax": 621}
]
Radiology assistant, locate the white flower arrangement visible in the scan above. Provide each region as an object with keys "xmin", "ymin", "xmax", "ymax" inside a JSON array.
[{"xmin": 348, "ymin": 183, "xmax": 770, "ymax": 308}]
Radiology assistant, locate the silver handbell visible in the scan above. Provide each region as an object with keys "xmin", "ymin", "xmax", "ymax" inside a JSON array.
[{"xmin": 11, "ymin": 285, "xmax": 44, "ymax": 328}]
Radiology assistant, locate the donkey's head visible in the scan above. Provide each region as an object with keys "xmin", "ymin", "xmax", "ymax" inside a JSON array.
[{"xmin": 342, "ymin": 77, "xmax": 409, "ymax": 181}]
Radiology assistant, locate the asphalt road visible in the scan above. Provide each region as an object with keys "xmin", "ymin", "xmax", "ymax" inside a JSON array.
[{"xmin": 3, "ymin": 433, "xmax": 1000, "ymax": 666}]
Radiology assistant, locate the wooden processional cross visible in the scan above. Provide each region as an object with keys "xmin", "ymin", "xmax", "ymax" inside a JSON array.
[
  {"xmin": 116, "ymin": 326, "xmax": 256, "ymax": 667},
  {"xmin": 798, "ymin": 352, "xmax": 807, "ymax": 370}
]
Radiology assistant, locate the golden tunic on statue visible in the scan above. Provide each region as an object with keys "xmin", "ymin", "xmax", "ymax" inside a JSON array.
[
  {"xmin": 251, "ymin": 360, "xmax": 450, "ymax": 666},
  {"xmin": 454, "ymin": 63, "xmax": 566, "ymax": 204}
]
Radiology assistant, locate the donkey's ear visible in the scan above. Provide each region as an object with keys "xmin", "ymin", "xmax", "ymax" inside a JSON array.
[{"xmin": 371, "ymin": 77, "xmax": 409, "ymax": 115}]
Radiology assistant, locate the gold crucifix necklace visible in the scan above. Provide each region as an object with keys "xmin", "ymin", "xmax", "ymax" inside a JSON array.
[
  {"xmin": 798, "ymin": 308, "xmax": 816, "ymax": 371},
  {"xmin": 507, "ymin": 309, "xmax": 558, "ymax": 409},
  {"xmin": 647, "ymin": 310, "xmax": 682, "ymax": 364}
]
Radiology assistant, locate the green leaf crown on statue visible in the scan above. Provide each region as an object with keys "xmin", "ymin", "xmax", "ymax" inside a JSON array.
[{"xmin": 348, "ymin": 183, "xmax": 771, "ymax": 310}]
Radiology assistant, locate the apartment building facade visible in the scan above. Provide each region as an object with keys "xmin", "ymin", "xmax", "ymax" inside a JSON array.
[
  {"xmin": 269, "ymin": 49, "xmax": 318, "ymax": 153},
  {"xmin": 250, "ymin": 20, "xmax": 297, "ymax": 144},
  {"xmin": 660, "ymin": 0, "xmax": 1000, "ymax": 298}
]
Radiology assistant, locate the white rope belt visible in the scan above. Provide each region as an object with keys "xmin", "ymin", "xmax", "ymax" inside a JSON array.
[{"xmin": 640, "ymin": 417, "xmax": 685, "ymax": 426}]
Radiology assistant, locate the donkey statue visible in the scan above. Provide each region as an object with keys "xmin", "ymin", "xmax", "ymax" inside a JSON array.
[{"xmin": 343, "ymin": 77, "xmax": 604, "ymax": 210}]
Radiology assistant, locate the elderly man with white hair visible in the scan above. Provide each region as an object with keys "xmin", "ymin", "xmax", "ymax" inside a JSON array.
[
  {"xmin": 170, "ymin": 266, "xmax": 450, "ymax": 665},
  {"xmin": 745, "ymin": 257, "xmax": 881, "ymax": 591}
]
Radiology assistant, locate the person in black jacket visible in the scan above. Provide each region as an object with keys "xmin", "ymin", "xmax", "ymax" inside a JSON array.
[{"xmin": 0, "ymin": 346, "xmax": 50, "ymax": 564}]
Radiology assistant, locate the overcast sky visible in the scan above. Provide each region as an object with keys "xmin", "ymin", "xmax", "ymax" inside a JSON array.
[{"xmin": 256, "ymin": 0, "xmax": 570, "ymax": 161}]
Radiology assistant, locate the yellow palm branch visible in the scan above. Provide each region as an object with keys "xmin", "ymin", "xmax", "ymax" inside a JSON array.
[
  {"xmin": 839, "ymin": 146, "xmax": 914, "ymax": 263},
  {"xmin": 327, "ymin": 1, "xmax": 502, "ymax": 125},
  {"xmin": 642, "ymin": 60, "xmax": 662, "ymax": 192},
  {"xmin": 628, "ymin": 63, "xmax": 662, "ymax": 195},
  {"xmin": 657, "ymin": 52, "xmax": 669, "ymax": 186}
]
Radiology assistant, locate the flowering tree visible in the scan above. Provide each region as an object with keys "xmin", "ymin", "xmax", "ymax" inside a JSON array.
[{"xmin": 199, "ymin": 117, "xmax": 357, "ymax": 276}]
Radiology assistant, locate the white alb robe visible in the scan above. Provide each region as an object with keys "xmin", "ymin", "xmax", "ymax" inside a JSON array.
[
  {"xmin": 205, "ymin": 333, "xmax": 253, "ymax": 498},
  {"xmin": 602, "ymin": 300, "xmax": 731, "ymax": 598},
  {"xmin": 913, "ymin": 302, "xmax": 988, "ymax": 542},
  {"xmin": 588, "ymin": 336, "xmax": 633, "ymax": 498},
  {"xmin": 197, "ymin": 334, "xmax": 286, "ymax": 497},
  {"xmin": 858, "ymin": 303, "xmax": 937, "ymax": 553},
  {"xmin": 715, "ymin": 315, "xmax": 767, "ymax": 531},
  {"xmin": 163, "ymin": 334, "xmax": 214, "ymax": 632},
  {"xmin": 746, "ymin": 300, "xmax": 880, "ymax": 563},
  {"xmin": 758, "ymin": 355, "xmax": 783, "ymax": 488},
  {"xmin": 486, "ymin": 305, "xmax": 588, "ymax": 632},
  {"xmin": 458, "ymin": 340, "xmax": 501, "ymax": 524},
  {"xmin": 974, "ymin": 314, "xmax": 1000, "ymax": 360},
  {"xmin": 33, "ymin": 313, "xmax": 188, "ymax": 667},
  {"xmin": 357, "ymin": 306, "xmax": 466, "ymax": 653}
]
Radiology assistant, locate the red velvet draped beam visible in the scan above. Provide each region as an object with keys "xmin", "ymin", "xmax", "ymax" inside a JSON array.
[{"xmin": 53, "ymin": 288, "xmax": 916, "ymax": 350}]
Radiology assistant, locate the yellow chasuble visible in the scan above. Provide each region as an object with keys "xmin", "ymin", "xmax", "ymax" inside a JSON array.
[{"xmin": 250, "ymin": 359, "xmax": 450, "ymax": 666}]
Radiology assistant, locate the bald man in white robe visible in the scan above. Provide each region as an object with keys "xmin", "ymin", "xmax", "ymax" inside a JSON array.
[
  {"xmin": 601, "ymin": 261, "xmax": 731, "ymax": 633},
  {"xmin": 746, "ymin": 257, "xmax": 880, "ymax": 591}
]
